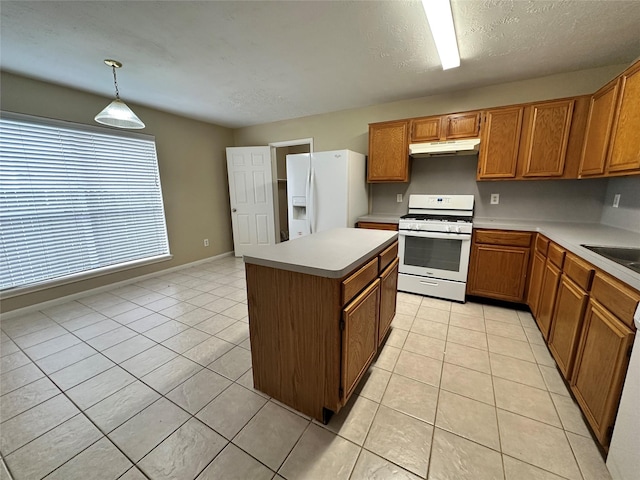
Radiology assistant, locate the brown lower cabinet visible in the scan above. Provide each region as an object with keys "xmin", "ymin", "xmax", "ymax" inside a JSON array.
[
  {"xmin": 356, "ymin": 221, "xmax": 399, "ymax": 231},
  {"xmin": 571, "ymin": 299, "xmax": 634, "ymax": 447},
  {"xmin": 471, "ymin": 228, "xmax": 639, "ymax": 450},
  {"xmin": 467, "ymin": 230, "xmax": 532, "ymax": 302},
  {"xmin": 526, "ymin": 234, "xmax": 550, "ymax": 316},
  {"xmin": 548, "ymin": 275, "xmax": 590, "ymax": 378},
  {"xmin": 535, "ymin": 244, "xmax": 565, "ymax": 339},
  {"xmin": 548, "ymin": 253, "xmax": 595, "ymax": 379}
]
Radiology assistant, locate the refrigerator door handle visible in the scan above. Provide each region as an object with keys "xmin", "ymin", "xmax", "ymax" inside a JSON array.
[
  {"xmin": 309, "ymin": 167, "xmax": 316, "ymax": 234},
  {"xmin": 305, "ymin": 165, "xmax": 312, "ymax": 234}
]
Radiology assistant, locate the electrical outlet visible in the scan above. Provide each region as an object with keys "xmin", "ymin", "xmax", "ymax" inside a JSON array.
[
  {"xmin": 396, "ymin": 194, "xmax": 403, "ymax": 203},
  {"xmin": 613, "ymin": 194, "xmax": 621, "ymax": 208},
  {"xmin": 490, "ymin": 193, "xmax": 500, "ymax": 205},
  {"xmin": 203, "ymin": 239, "xmax": 209, "ymax": 247}
]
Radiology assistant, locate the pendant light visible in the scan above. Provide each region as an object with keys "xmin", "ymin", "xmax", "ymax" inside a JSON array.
[{"xmin": 94, "ymin": 59, "xmax": 145, "ymax": 129}]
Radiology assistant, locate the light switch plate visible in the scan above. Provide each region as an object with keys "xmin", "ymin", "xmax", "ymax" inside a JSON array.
[
  {"xmin": 490, "ymin": 193, "xmax": 500, "ymax": 205},
  {"xmin": 613, "ymin": 194, "xmax": 621, "ymax": 208},
  {"xmin": 397, "ymin": 194, "xmax": 403, "ymax": 203}
]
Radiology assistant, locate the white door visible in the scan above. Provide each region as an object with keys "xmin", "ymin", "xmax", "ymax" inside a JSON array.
[{"xmin": 226, "ymin": 147, "xmax": 276, "ymax": 257}]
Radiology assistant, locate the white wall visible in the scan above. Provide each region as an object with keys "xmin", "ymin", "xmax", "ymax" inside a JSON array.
[{"xmin": 600, "ymin": 176, "xmax": 640, "ymax": 233}]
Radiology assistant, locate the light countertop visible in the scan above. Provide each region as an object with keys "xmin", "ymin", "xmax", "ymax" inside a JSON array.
[
  {"xmin": 474, "ymin": 218, "xmax": 640, "ymax": 291},
  {"xmin": 243, "ymin": 228, "xmax": 398, "ymax": 278}
]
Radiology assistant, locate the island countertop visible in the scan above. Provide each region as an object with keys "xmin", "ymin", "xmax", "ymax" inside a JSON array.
[{"xmin": 243, "ymin": 228, "xmax": 398, "ymax": 278}]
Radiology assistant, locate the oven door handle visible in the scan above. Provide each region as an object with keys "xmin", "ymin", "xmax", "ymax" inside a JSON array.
[{"xmin": 399, "ymin": 230, "xmax": 471, "ymax": 240}]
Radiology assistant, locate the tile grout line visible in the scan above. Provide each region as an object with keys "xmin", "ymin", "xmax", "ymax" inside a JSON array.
[{"xmin": 1, "ymin": 272, "xmax": 248, "ymax": 478}]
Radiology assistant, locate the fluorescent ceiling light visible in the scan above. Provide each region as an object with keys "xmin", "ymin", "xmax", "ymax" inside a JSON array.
[{"xmin": 422, "ymin": 0, "xmax": 461, "ymax": 70}]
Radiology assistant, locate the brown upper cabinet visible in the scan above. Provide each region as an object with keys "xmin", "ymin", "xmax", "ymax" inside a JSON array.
[
  {"xmin": 519, "ymin": 99, "xmax": 575, "ymax": 177},
  {"xmin": 606, "ymin": 61, "xmax": 640, "ymax": 174},
  {"xmin": 477, "ymin": 106, "xmax": 523, "ymax": 179},
  {"xmin": 410, "ymin": 112, "xmax": 480, "ymax": 143},
  {"xmin": 478, "ymin": 97, "xmax": 589, "ymax": 181},
  {"xmin": 367, "ymin": 120, "xmax": 410, "ymax": 182},
  {"xmin": 579, "ymin": 78, "xmax": 621, "ymax": 177},
  {"xmin": 368, "ymin": 60, "xmax": 640, "ymax": 183}
]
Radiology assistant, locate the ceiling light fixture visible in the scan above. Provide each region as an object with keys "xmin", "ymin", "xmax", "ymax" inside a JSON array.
[
  {"xmin": 94, "ymin": 59, "xmax": 145, "ymax": 129},
  {"xmin": 422, "ymin": 0, "xmax": 460, "ymax": 70}
]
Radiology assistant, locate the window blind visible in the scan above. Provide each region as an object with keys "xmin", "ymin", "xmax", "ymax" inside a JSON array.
[{"xmin": 0, "ymin": 112, "xmax": 170, "ymax": 292}]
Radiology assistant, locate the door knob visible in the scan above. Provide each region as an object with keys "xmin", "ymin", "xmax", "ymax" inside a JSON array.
[{"xmin": 232, "ymin": 208, "xmax": 237, "ymax": 212}]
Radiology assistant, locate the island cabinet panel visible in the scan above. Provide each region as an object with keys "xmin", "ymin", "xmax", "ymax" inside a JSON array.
[
  {"xmin": 367, "ymin": 121, "xmax": 410, "ymax": 183},
  {"xmin": 378, "ymin": 258, "xmax": 399, "ymax": 346},
  {"xmin": 245, "ymin": 234, "xmax": 399, "ymax": 423},
  {"xmin": 548, "ymin": 275, "xmax": 589, "ymax": 378},
  {"xmin": 342, "ymin": 257, "xmax": 378, "ymax": 306},
  {"xmin": 579, "ymin": 78, "xmax": 621, "ymax": 177},
  {"xmin": 379, "ymin": 242, "xmax": 399, "ymax": 271},
  {"xmin": 607, "ymin": 61, "xmax": 640, "ymax": 174},
  {"xmin": 477, "ymin": 107, "xmax": 523, "ymax": 179},
  {"xmin": 519, "ymin": 99, "xmax": 574, "ymax": 177},
  {"xmin": 571, "ymin": 300, "xmax": 635, "ymax": 447},
  {"xmin": 342, "ymin": 279, "xmax": 380, "ymax": 401},
  {"xmin": 246, "ymin": 264, "xmax": 342, "ymax": 420}
]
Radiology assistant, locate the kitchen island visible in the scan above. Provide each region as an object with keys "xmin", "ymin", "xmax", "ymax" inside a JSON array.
[{"xmin": 243, "ymin": 228, "xmax": 399, "ymax": 423}]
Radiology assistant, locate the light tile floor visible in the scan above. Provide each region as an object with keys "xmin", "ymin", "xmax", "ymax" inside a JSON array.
[{"xmin": 0, "ymin": 257, "xmax": 613, "ymax": 479}]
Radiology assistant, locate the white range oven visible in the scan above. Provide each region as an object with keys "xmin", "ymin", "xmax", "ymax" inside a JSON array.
[{"xmin": 397, "ymin": 194, "xmax": 474, "ymax": 302}]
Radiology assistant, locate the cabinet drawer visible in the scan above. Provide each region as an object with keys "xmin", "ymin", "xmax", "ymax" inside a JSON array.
[
  {"xmin": 535, "ymin": 235, "xmax": 550, "ymax": 256},
  {"xmin": 357, "ymin": 222, "xmax": 398, "ymax": 231},
  {"xmin": 379, "ymin": 241, "xmax": 399, "ymax": 272},
  {"xmin": 547, "ymin": 243, "xmax": 566, "ymax": 269},
  {"xmin": 342, "ymin": 257, "xmax": 379, "ymax": 306},
  {"xmin": 591, "ymin": 273, "xmax": 640, "ymax": 329},
  {"xmin": 474, "ymin": 230, "xmax": 532, "ymax": 247},
  {"xmin": 563, "ymin": 254, "xmax": 594, "ymax": 291}
]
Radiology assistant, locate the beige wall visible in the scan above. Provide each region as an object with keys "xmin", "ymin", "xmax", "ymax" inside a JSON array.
[
  {"xmin": 1, "ymin": 72, "xmax": 234, "ymax": 312},
  {"xmin": 233, "ymin": 64, "xmax": 626, "ymax": 152}
]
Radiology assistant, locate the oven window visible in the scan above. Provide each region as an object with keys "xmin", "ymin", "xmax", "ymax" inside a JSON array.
[{"xmin": 404, "ymin": 236, "xmax": 462, "ymax": 271}]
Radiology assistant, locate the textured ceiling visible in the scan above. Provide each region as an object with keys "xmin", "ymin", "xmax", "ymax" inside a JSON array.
[{"xmin": 1, "ymin": 1, "xmax": 639, "ymax": 128}]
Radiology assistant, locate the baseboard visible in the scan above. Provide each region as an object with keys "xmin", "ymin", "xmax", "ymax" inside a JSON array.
[{"xmin": 0, "ymin": 251, "xmax": 235, "ymax": 320}]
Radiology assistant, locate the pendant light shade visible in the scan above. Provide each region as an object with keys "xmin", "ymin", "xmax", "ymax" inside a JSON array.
[
  {"xmin": 95, "ymin": 99, "xmax": 145, "ymax": 129},
  {"xmin": 95, "ymin": 59, "xmax": 145, "ymax": 129}
]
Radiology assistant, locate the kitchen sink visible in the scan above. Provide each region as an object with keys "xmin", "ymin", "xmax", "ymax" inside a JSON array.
[{"xmin": 581, "ymin": 245, "xmax": 640, "ymax": 274}]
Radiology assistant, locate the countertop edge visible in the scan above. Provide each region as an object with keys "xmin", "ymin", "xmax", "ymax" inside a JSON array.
[
  {"xmin": 473, "ymin": 219, "xmax": 640, "ymax": 292},
  {"xmin": 243, "ymin": 232, "xmax": 398, "ymax": 279}
]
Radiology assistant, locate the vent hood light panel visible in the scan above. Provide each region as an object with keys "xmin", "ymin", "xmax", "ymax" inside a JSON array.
[{"xmin": 409, "ymin": 138, "xmax": 481, "ymax": 157}]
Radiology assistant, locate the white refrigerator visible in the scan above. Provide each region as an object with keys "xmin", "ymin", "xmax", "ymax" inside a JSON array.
[{"xmin": 287, "ymin": 150, "xmax": 368, "ymax": 239}]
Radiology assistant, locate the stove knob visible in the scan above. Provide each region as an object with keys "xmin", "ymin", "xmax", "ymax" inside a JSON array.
[
  {"xmin": 445, "ymin": 225, "xmax": 451, "ymax": 232},
  {"xmin": 455, "ymin": 226, "xmax": 462, "ymax": 233}
]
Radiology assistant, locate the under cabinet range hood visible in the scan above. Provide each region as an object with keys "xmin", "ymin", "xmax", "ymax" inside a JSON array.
[{"xmin": 409, "ymin": 138, "xmax": 481, "ymax": 157}]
